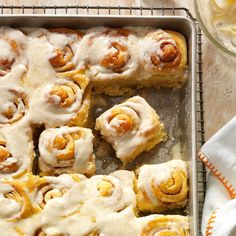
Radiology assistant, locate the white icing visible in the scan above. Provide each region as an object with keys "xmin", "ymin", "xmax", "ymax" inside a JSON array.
[
  {"xmin": 33, "ymin": 174, "xmax": 85, "ymax": 208},
  {"xmin": 0, "ymin": 38, "xmax": 15, "ymax": 61},
  {"xmin": 74, "ymin": 27, "xmax": 139, "ymax": 80},
  {"xmin": 47, "ymin": 32, "xmax": 75, "ymax": 49},
  {"xmin": 39, "ymin": 126, "xmax": 94, "ymax": 175},
  {"xmin": 96, "ymin": 206, "xmax": 137, "ymax": 236},
  {"xmin": 137, "ymin": 160, "xmax": 187, "ymax": 205},
  {"xmin": 0, "ymin": 196, "xmax": 21, "ymax": 219},
  {"xmin": 0, "ymin": 27, "xmax": 28, "ymax": 75},
  {"xmin": 95, "ymin": 96, "xmax": 162, "ymax": 162},
  {"xmin": 136, "ymin": 214, "xmax": 189, "ymax": 235},
  {"xmin": 0, "ymin": 123, "xmax": 33, "ymax": 179},
  {"xmin": 139, "ymin": 29, "xmax": 178, "ymax": 77},
  {"xmin": 41, "ymin": 170, "xmax": 135, "ymax": 235},
  {"xmin": 0, "ymin": 183, "xmax": 22, "ymax": 219}
]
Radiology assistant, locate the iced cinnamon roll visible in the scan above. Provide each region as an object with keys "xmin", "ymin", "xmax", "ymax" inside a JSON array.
[
  {"xmin": 135, "ymin": 160, "xmax": 188, "ymax": 213},
  {"xmin": 76, "ymin": 27, "xmax": 139, "ymax": 95},
  {"xmin": 38, "ymin": 126, "xmax": 95, "ymax": 176},
  {"xmin": 0, "ymin": 27, "xmax": 28, "ymax": 77},
  {"xmin": 84, "ymin": 171, "xmax": 135, "ymax": 216},
  {"xmin": 29, "ymin": 72, "xmax": 91, "ymax": 127},
  {"xmin": 45, "ymin": 28, "xmax": 83, "ymax": 73},
  {"xmin": 137, "ymin": 215, "xmax": 189, "ymax": 236},
  {"xmin": 80, "ymin": 170, "xmax": 136, "ymax": 217},
  {"xmin": 95, "ymin": 96, "xmax": 166, "ymax": 164},
  {"xmin": 0, "ymin": 86, "xmax": 27, "ymax": 126},
  {"xmin": 0, "ymin": 127, "xmax": 34, "ymax": 179},
  {"xmin": 27, "ymin": 174, "xmax": 85, "ymax": 211},
  {"xmin": 139, "ymin": 29, "xmax": 187, "ymax": 88},
  {"xmin": 0, "ymin": 180, "xmax": 33, "ymax": 221}
]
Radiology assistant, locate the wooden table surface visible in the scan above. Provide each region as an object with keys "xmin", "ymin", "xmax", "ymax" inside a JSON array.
[{"xmin": 1, "ymin": 0, "xmax": 235, "ymax": 141}]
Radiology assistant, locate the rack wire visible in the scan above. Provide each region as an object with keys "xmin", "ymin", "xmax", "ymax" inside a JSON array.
[{"xmin": 0, "ymin": 4, "xmax": 206, "ymax": 235}]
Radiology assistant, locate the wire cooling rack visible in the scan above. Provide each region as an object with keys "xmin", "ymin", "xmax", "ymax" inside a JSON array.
[{"xmin": 0, "ymin": 4, "xmax": 206, "ymax": 235}]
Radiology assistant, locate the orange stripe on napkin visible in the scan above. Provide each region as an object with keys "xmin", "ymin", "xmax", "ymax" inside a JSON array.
[
  {"xmin": 198, "ymin": 152, "xmax": 236, "ymax": 199},
  {"xmin": 206, "ymin": 211, "xmax": 217, "ymax": 236}
]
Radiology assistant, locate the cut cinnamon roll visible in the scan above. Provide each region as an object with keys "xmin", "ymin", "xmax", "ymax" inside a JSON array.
[
  {"xmin": 135, "ymin": 160, "xmax": 188, "ymax": 213},
  {"xmin": 46, "ymin": 28, "xmax": 83, "ymax": 73},
  {"xmin": 76, "ymin": 27, "xmax": 139, "ymax": 95},
  {"xmin": 139, "ymin": 29, "xmax": 187, "ymax": 88},
  {"xmin": 0, "ymin": 86, "xmax": 28, "ymax": 126},
  {"xmin": 30, "ymin": 71, "xmax": 91, "ymax": 127},
  {"xmin": 137, "ymin": 215, "xmax": 189, "ymax": 236},
  {"xmin": 95, "ymin": 96, "xmax": 166, "ymax": 164},
  {"xmin": 38, "ymin": 126, "xmax": 95, "ymax": 176},
  {"xmin": 0, "ymin": 27, "xmax": 27, "ymax": 77},
  {"xmin": 0, "ymin": 180, "xmax": 32, "ymax": 221}
]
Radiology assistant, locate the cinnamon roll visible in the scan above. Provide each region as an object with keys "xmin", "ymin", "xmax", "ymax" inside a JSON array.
[
  {"xmin": 29, "ymin": 72, "xmax": 91, "ymax": 128},
  {"xmin": 139, "ymin": 29, "xmax": 187, "ymax": 88},
  {"xmin": 0, "ymin": 86, "xmax": 27, "ymax": 126},
  {"xmin": 80, "ymin": 170, "xmax": 136, "ymax": 216},
  {"xmin": 137, "ymin": 215, "xmax": 189, "ymax": 236},
  {"xmin": 27, "ymin": 174, "xmax": 85, "ymax": 211},
  {"xmin": 95, "ymin": 96, "xmax": 166, "ymax": 164},
  {"xmin": 38, "ymin": 126, "xmax": 95, "ymax": 176},
  {"xmin": 41, "ymin": 188, "xmax": 98, "ymax": 236},
  {"xmin": 75, "ymin": 27, "xmax": 139, "ymax": 95},
  {"xmin": 39, "ymin": 170, "xmax": 135, "ymax": 236},
  {"xmin": 45, "ymin": 28, "xmax": 83, "ymax": 73},
  {"xmin": 0, "ymin": 126, "xmax": 34, "ymax": 179},
  {"xmin": 0, "ymin": 180, "xmax": 32, "ymax": 221},
  {"xmin": 135, "ymin": 160, "xmax": 188, "ymax": 213},
  {"xmin": 0, "ymin": 27, "xmax": 27, "ymax": 77}
]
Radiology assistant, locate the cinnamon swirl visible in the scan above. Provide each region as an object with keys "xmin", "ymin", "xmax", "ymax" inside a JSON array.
[
  {"xmin": 34, "ymin": 28, "xmax": 83, "ymax": 73},
  {"xmin": 135, "ymin": 160, "xmax": 188, "ymax": 213},
  {"xmin": 0, "ymin": 180, "xmax": 33, "ymax": 221},
  {"xmin": 0, "ymin": 27, "xmax": 28, "ymax": 77},
  {"xmin": 137, "ymin": 215, "xmax": 189, "ymax": 236},
  {"xmin": 38, "ymin": 126, "xmax": 95, "ymax": 176},
  {"xmin": 139, "ymin": 29, "xmax": 187, "ymax": 88},
  {"xmin": 75, "ymin": 27, "xmax": 139, "ymax": 95},
  {"xmin": 29, "ymin": 71, "xmax": 91, "ymax": 128},
  {"xmin": 0, "ymin": 126, "xmax": 33, "ymax": 179},
  {"xmin": 95, "ymin": 96, "xmax": 166, "ymax": 164}
]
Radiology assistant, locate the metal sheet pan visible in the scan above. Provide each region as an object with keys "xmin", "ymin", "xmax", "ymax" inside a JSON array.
[{"xmin": 0, "ymin": 15, "xmax": 197, "ymax": 236}]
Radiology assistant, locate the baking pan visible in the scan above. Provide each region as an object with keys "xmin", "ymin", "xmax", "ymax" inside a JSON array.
[{"xmin": 0, "ymin": 15, "xmax": 197, "ymax": 235}]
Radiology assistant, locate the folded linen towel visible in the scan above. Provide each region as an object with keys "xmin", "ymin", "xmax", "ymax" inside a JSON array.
[{"xmin": 199, "ymin": 116, "xmax": 236, "ymax": 236}]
